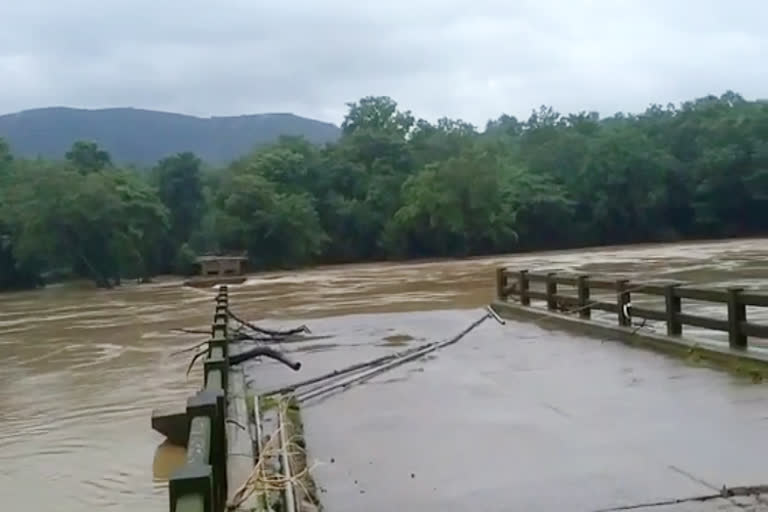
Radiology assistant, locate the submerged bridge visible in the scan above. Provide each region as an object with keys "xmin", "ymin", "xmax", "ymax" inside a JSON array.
[{"xmin": 154, "ymin": 269, "xmax": 768, "ymax": 511}]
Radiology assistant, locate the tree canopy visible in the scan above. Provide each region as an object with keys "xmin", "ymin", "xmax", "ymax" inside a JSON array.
[{"xmin": 1, "ymin": 90, "xmax": 767, "ymax": 290}]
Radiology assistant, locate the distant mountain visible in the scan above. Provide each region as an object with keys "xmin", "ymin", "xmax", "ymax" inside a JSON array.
[{"xmin": 0, "ymin": 107, "xmax": 341, "ymax": 165}]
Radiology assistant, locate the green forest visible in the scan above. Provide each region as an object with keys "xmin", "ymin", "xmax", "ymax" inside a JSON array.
[{"xmin": 1, "ymin": 91, "xmax": 767, "ymax": 290}]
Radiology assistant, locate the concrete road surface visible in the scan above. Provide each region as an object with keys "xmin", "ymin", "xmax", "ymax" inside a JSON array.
[{"xmin": 246, "ymin": 309, "xmax": 768, "ymax": 511}]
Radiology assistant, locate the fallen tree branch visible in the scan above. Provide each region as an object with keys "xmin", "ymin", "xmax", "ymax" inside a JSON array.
[
  {"xmin": 229, "ymin": 346, "xmax": 302, "ymax": 371},
  {"xmin": 234, "ymin": 332, "xmax": 283, "ymax": 343},
  {"xmin": 170, "ymin": 339, "xmax": 209, "ymax": 356},
  {"xmin": 186, "ymin": 348, "xmax": 209, "ymax": 376},
  {"xmin": 171, "ymin": 327, "xmax": 282, "ymax": 344},
  {"xmin": 226, "ymin": 307, "xmax": 311, "ymax": 337},
  {"xmin": 171, "ymin": 328, "xmax": 211, "ymax": 335},
  {"xmin": 236, "ymin": 331, "xmax": 333, "ymax": 345}
]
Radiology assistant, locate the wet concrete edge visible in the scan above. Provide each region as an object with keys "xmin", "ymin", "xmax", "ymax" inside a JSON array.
[
  {"xmin": 284, "ymin": 397, "xmax": 322, "ymax": 512},
  {"xmin": 491, "ymin": 300, "xmax": 768, "ymax": 379},
  {"xmin": 226, "ymin": 367, "xmax": 259, "ymax": 511}
]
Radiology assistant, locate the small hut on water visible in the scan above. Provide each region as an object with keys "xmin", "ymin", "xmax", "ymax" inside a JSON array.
[{"xmin": 184, "ymin": 254, "xmax": 249, "ymax": 287}]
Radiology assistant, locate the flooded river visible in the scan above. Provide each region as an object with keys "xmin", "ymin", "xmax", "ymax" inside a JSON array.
[{"xmin": 1, "ymin": 238, "xmax": 768, "ymax": 511}]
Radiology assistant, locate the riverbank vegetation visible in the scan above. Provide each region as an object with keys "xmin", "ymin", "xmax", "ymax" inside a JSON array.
[{"xmin": 1, "ymin": 91, "xmax": 767, "ymax": 289}]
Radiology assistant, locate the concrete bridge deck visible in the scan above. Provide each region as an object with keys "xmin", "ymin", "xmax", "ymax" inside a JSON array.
[{"xmin": 245, "ymin": 309, "xmax": 768, "ymax": 511}]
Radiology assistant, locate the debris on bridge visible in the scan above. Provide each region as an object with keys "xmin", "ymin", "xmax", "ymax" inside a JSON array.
[
  {"xmin": 229, "ymin": 395, "xmax": 321, "ymax": 512},
  {"xmin": 261, "ymin": 305, "xmax": 504, "ymax": 404}
]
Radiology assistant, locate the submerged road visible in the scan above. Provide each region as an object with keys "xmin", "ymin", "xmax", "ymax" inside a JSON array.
[{"xmin": 246, "ymin": 309, "xmax": 768, "ymax": 511}]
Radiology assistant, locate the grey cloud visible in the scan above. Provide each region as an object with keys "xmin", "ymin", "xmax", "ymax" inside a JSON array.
[{"xmin": 1, "ymin": 0, "xmax": 767, "ymax": 127}]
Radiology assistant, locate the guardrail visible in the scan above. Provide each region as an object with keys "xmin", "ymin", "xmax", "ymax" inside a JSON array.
[
  {"xmin": 496, "ymin": 268, "xmax": 768, "ymax": 349},
  {"xmin": 168, "ymin": 285, "xmax": 230, "ymax": 512}
]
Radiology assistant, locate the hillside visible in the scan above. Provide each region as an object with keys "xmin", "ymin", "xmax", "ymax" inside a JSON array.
[{"xmin": 0, "ymin": 107, "xmax": 341, "ymax": 165}]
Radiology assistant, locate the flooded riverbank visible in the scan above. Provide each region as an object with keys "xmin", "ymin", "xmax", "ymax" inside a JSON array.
[{"xmin": 1, "ymin": 237, "xmax": 768, "ymax": 511}]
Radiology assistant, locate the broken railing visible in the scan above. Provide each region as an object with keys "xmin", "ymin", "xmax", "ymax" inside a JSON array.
[{"xmin": 496, "ymin": 268, "xmax": 768, "ymax": 349}]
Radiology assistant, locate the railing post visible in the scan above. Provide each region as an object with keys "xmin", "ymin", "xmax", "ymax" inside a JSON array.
[
  {"xmin": 188, "ymin": 389, "xmax": 226, "ymax": 512},
  {"xmin": 169, "ymin": 463, "xmax": 213, "ymax": 512},
  {"xmin": 519, "ymin": 270, "xmax": 530, "ymax": 306},
  {"xmin": 546, "ymin": 272, "xmax": 557, "ymax": 311},
  {"xmin": 214, "ymin": 310, "xmax": 228, "ymax": 328},
  {"xmin": 205, "ymin": 357, "xmax": 229, "ymax": 394},
  {"xmin": 616, "ymin": 279, "xmax": 631, "ymax": 327},
  {"xmin": 496, "ymin": 268, "xmax": 508, "ymax": 301},
  {"xmin": 664, "ymin": 284, "xmax": 682, "ymax": 336},
  {"xmin": 727, "ymin": 287, "xmax": 747, "ymax": 349},
  {"xmin": 577, "ymin": 275, "xmax": 590, "ymax": 319},
  {"xmin": 212, "ymin": 311, "xmax": 229, "ymax": 360},
  {"xmin": 169, "ymin": 391, "xmax": 221, "ymax": 512},
  {"xmin": 210, "ymin": 332, "xmax": 228, "ymax": 363}
]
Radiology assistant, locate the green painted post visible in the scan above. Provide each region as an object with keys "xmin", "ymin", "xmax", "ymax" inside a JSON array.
[
  {"xmin": 169, "ymin": 464, "xmax": 213, "ymax": 512},
  {"xmin": 665, "ymin": 284, "xmax": 682, "ymax": 336},
  {"xmin": 174, "ymin": 493, "xmax": 205, "ymax": 512},
  {"xmin": 577, "ymin": 275, "xmax": 590, "ymax": 319},
  {"xmin": 727, "ymin": 287, "xmax": 747, "ymax": 349},
  {"xmin": 546, "ymin": 273, "xmax": 558, "ymax": 310},
  {"xmin": 519, "ymin": 270, "xmax": 530, "ymax": 306},
  {"xmin": 205, "ymin": 357, "xmax": 228, "ymax": 393},
  {"xmin": 212, "ymin": 318, "xmax": 227, "ymax": 335},
  {"xmin": 212, "ymin": 313, "xmax": 228, "ymax": 359},
  {"xmin": 170, "ymin": 414, "xmax": 214, "ymax": 512},
  {"xmin": 186, "ymin": 416, "xmax": 212, "ymax": 465},
  {"xmin": 210, "ymin": 329, "xmax": 227, "ymax": 360},
  {"xmin": 187, "ymin": 390, "xmax": 226, "ymax": 512}
]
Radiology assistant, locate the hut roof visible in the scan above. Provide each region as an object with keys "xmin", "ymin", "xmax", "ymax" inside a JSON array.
[{"xmin": 196, "ymin": 255, "xmax": 248, "ymax": 263}]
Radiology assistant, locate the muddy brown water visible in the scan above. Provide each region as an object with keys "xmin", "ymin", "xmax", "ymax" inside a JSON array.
[{"xmin": 1, "ymin": 238, "xmax": 768, "ymax": 511}]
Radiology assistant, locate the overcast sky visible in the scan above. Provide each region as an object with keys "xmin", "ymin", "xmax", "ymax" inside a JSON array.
[{"xmin": 1, "ymin": 0, "xmax": 767, "ymax": 127}]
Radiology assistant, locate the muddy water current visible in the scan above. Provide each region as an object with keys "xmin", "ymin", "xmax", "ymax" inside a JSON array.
[{"xmin": 1, "ymin": 238, "xmax": 768, "ymax": 511}]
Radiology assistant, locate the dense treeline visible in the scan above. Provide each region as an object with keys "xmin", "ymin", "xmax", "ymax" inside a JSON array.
[{"xmin": 1, "ymin": 91, "xmax": 767, "ymax": 290}]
